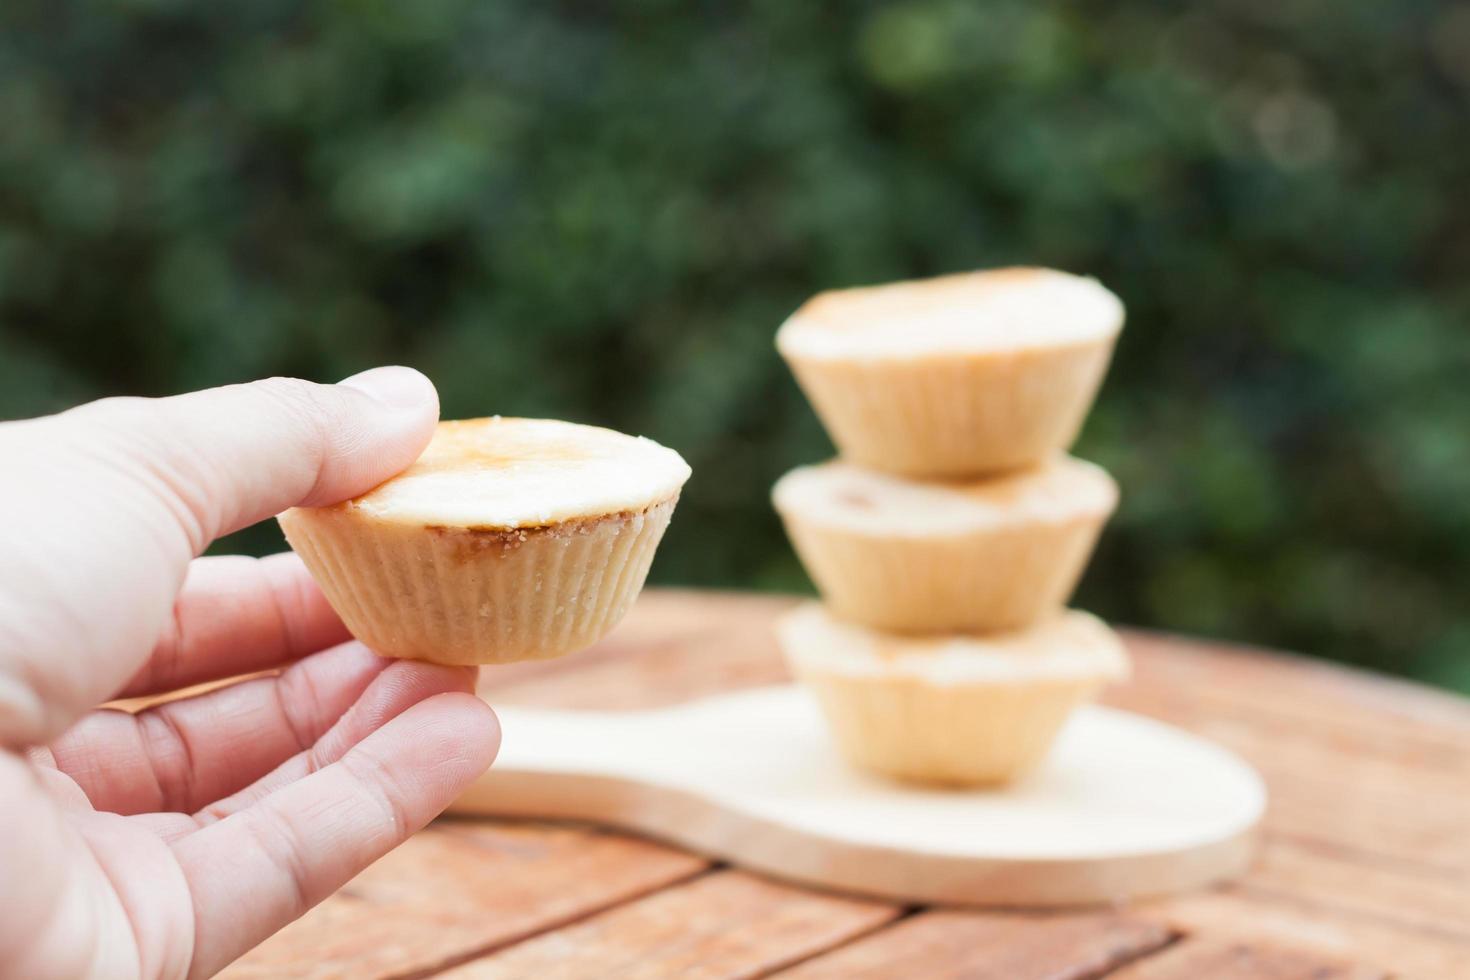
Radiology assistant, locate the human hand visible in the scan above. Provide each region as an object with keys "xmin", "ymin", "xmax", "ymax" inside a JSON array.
[{"xmin": 0, "ymin": 369, "xmax": 501, "ymax": 979}]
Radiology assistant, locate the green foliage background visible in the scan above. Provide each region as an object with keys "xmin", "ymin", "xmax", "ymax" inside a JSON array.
[{"xmin": 2, "ymin": 1, "xmax": 1468, "ymax": 689}]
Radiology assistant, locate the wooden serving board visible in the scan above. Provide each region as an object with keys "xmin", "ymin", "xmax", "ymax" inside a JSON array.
[{"xmin": 449, "ymin": 683, "xmax": 1264, "ymax": 907}]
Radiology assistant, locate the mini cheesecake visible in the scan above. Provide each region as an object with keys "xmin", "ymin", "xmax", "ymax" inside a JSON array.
[
  {"xmin": 776, "ymin": 268, "xmax": 1123, "ymax": 477},
  {"xmin": 278, "ymin": 417, "xmax": 691, "ymax": 665},
  {"xmin": 778, "ymin": 603, "xmax": 1129, "ymax": 786},
  {"xmin": 773, "ymin": 455, "xmax": 1116, "ymax": 633}
]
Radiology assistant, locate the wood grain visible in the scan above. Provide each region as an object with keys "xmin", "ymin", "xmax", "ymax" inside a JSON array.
[
  {"xmin": 1243, "ymin": 838, "xmax": 1470, "ymax": 939},
  {"xmin": 1146, "ymin": 888, "xmax": 1470, "ymax": 979},
  {"xmin": 221, "ymin": 821, "xmax": 706, "ymax": 979},
  {"xmin": 1103, "ymin": 938, "xmax": 1389, "ymax": 979},
  {"xmin": 775, "ymin": 910, "xmax": 1178, "ymax": 979},
  {"xmin": 438, "ymin": 870, "xmax": 898, "ymax": 980},
  {"xmin": 243, "ymin": 590, "xmax": 1470, "ymax": 979}
]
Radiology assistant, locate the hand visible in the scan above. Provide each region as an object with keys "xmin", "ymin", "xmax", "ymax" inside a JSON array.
[{"xmin": 0, "ymin": 369, "xmax": 501, "ymax": 979}]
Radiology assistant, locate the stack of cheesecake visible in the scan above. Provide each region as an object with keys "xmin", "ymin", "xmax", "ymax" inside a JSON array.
[{"xmin": 772, "ymin": 268, "xmax": 1130, "ymax": 786}]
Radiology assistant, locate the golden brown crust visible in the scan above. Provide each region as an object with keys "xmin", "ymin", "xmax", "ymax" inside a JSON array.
[{"xmin": 424, "ymin": 495, "xmax": 679, "ymax": 563}]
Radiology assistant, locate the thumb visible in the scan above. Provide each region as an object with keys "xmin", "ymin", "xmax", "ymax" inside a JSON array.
[
  {"xmin": 0, "ymin": 368, "xmax": 439, "ymax": 746},
  {"xmin": 68, "ymin": 366, "xmax": 440, "ymax": 549}
]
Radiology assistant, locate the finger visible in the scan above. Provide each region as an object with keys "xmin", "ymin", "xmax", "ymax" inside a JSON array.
[
  {"xmin": 49, "ymin": 642, "xmax": 390, "ymax": 815},
  {"xmin": 133, "ymin": 811, "xmax": 202, "ymax": 844},
  {"xmin": 173, "ymin": 693, "xmax": 498, "ymax": 979},
  {"xmin": 0, "ymin": 754, "xmax": 106, "ymax": 979},
  {"xmin": 196, "ymin": 661, "xmax": 480, "ymax": 824},
  {"xmin": 69, "ymin": 365, "xmax": 440, "ymax": 548},
  {"xmin": 28, "ymin": 753, "xmax": 94, "ymax": 810},
  {"xmin": 135, "ymin": 659, "xmax": 476, "ymax": 845},
  {"xmin": 0, "ymin": 367, "xmax": 438, "ymax": 747},
  {"xmin": 118, "ymin": 553, "xmax": 351, "ymax": 700}
]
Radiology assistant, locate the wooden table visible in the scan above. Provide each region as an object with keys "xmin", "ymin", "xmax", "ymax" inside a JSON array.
[{"xmin": 225, "ymin": 590, "xmax": 1470, "ymax": 979}]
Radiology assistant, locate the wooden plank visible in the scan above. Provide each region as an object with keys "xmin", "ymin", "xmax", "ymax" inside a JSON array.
[
  {"xmin": 1109, "ymin": 673, "xmax": 1470, "ymax": 781},
  {"xmin": 1108, "ymin": 684, "xmax": 1470, "ymax": 783},
  {"xmin": 775, "ymin": 910, "xmax": 1177, "ymax": 979},
  {"xmin": 1104, "ymin": 937, "xmax": 1388, "ymax": 979},
  {"xmin": 1242, "ymin": 835, "xmax": 1470, "ymax": 940},
  {"xmin": 1145, "ymin": 890, "xmax": 1470, "ymax": 979},
  {"xmin": 437, "ymin": 869, "xmax": 899, "ymax": 979},
  {"xmin": 1132, "ymin": 830, "xmax": 1470, "ymax": 976},
  {"xmin": 1121, "ymin": 632, "xmax": 1470, "ymax": 741},
  {"xmin": 1262, "ymin": 773, "xmax": 1470, "ymax": 873},
  {"xmin": 221, "ymin": 821, "xmax": 707, "ymax": 979}
]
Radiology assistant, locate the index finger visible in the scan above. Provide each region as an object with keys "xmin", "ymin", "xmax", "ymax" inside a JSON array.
[{"xmin": 118, "ymin": 553, "xmax": 351, "ymax": 700}]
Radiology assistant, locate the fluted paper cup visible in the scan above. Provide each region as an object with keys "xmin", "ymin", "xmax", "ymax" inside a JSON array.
[
  {"xmin": 278, "ymin": 497, "xmax": 678, "ymax": 665},
  {"xmin": 773, "ymin": 456, "xmax": 1117, "ymax": 633},
  {"xmin": 777, "ymin": 604, "xmax": 1129, "ymax": 786},
  {"xmin": 776, "ymin": 268, "xmax": 1123, "ymax": 478}
]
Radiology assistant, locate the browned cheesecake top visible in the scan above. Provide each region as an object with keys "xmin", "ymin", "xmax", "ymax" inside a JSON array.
[
  {"xmin": 777, "ymin": 267, "xmax": 1123, "ymax": 362},
  {"xmin": 342, "ymin": 417, "xmax": 690, "ymax": 529}
]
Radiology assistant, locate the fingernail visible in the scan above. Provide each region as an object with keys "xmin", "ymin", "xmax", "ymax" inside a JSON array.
[{"xmin": 338, "ymin": 366, "xmax": 436, "ymax": 410}]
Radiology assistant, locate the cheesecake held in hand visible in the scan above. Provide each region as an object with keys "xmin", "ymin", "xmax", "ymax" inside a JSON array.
[
  {"xmin": 279, "ymin": 417, "xmax": 691, "ymax": 665},
  {"xmin": 0, "ymin": 369, "xmax": 501, "ymax": 979}
]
